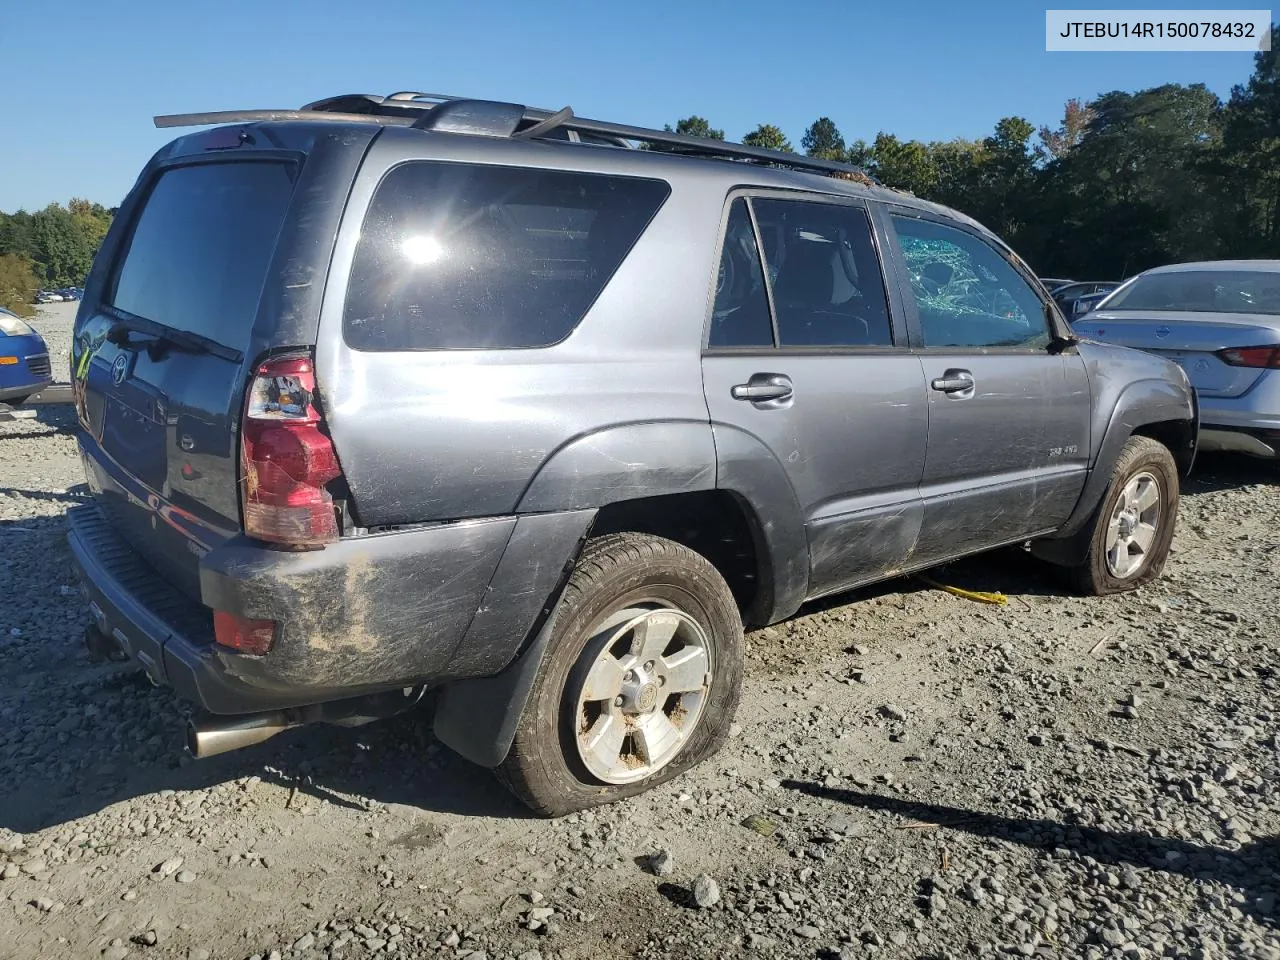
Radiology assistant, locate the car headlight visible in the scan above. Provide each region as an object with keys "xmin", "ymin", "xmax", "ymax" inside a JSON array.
[{"xmin": 0, "ymin": 314, "xmax": 36, "ymax": 337}]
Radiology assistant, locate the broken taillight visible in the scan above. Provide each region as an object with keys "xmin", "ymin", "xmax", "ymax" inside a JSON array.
[
  {"xmin": 213, "ymin": 611, "xmax": 277, "ymax": 656},
  {"xmin": 240, "ymin": 356, "xmax": 342, "ymax": 548}
]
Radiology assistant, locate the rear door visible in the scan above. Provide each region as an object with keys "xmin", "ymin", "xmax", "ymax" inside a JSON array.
[
  {"xmin": 701, "ymin": 192, "xmax": 929, "ymax": 600},
  {"xmin": 74, "ymin": 154, "xmax": 305, "ymax": 599},
  {"xmin": 1073, "ymin": 311, "xmax": 1280, "ymax": 400},
  {"xmin": 878, "ymin": 207, "xmax": 1092, "ymax": 566}
]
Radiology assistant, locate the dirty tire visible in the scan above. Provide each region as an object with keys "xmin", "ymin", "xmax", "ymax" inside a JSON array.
[
  {"xmin": 495, "ymin": 533, "xmax": 744, "ymax": 817},
  {"xmin": 1068, "ymin": 436, "xmax": 1179, "ymax": 596}
]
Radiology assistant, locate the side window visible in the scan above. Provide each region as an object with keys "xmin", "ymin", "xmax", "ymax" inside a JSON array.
[
  {"xmin": 708, "ymin": 199, "xmax": 774, "ymax": 348},
  {"xmin": 344, "ymin": 162, "xmax": 670, "ymax": 350},
  {"xmin": 888, "ymin": 215, "xmax": 1050, "ymax": 350},
  {"xmin": 751, "ymin": 198, "xmax": 893, "ymax": 347}
]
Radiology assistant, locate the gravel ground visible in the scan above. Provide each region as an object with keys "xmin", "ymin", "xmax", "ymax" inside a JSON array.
[
  {"xmin": 0, "ymin": 305, "xmax": 1276, "ymax": 960},
  {"xmin": 24, "ymin": 301, "xmax": 76, "ymax": 386}
]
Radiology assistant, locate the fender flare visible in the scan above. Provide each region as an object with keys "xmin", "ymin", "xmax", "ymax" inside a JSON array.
[
  {"xmin": 516, "ymin": 420, "xmax": 717, "ymax": 513},
  {"xmin": 434, "ymin": 421, "xmax": 812, "ymax": 768}
]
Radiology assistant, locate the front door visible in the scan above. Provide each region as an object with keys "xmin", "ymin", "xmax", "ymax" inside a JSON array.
[
  {"xmin": 701, "ymin": 193, "xmax": 929, "ymax": 600},
  {"xmin": 878, "ymin": 208, "xmax": 1092, "ymax": 567}
]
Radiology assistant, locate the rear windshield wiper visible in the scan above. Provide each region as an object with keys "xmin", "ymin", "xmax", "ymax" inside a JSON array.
[{"xmin": 104, "ymin": 310, "xmax": 243, "ymax": 364}]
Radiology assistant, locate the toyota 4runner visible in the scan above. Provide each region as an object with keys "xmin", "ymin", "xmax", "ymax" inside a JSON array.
[{"xmin": 68, "ymin": 91, "xmax": 1198, "ymax": 816}]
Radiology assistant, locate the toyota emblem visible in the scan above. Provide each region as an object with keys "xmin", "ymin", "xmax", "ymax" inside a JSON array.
[
  {"xmin": 1155, "ymin": 326, "xmax": 1171, "ymax": 339},
  {"xmin": 111, "ymin": 354, "xmax": 129, "ymax": 386}
]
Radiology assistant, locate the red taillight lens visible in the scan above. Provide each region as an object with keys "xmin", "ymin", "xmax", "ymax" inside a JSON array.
[
  {"xmin": 1218, "ymin": 346, "xmax": 1280, "ymax": 369},
  {"xmin": 240, "ymin": 356, "xmax": 342, "ymax": 547},
  {"xmin": 213, "ymin": 611, "xmax": 277, "ymax": 656}
]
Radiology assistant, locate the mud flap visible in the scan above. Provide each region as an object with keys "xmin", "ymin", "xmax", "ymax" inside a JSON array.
[
  {"xmin": 432, "ymin": 599, "xmax": 561, "ymax": 768},
  {"xmin": 1028, "ymin": 509, "xmax": 1095, "ymax": 567}
]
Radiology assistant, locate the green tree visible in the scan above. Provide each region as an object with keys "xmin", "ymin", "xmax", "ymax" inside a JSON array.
[
  {"xmin": 928, "ymin": 138, "xmax": 987, "ymax": 211},
  {"xmin": 845, "ymin": 138, "xmax": 874, "ymax": 168},
  {"xmin": 29, "ymin": 204, "xmax": 98, "ymax": 287},
  {"xmin": 1217, "ymin": 28, "xmax": 1280, "ymax": 255},
  {"xmin": 868, "ymin": 133, "xmax": 938, "ymax": 196},
  {"xmin": 1049, "ymin": 84, "xmax": 1223, "ymax": 275},
  {"xmin": 69, "ymin": 197, "xmax": 112, "ymax": 252},
  {"xmin": 801, "ymin": 117, "xmax": 846, "ymax": 160},
  {"xmin": 0, "ymin": 254, "xmax": 39, "ymax": 317},
  {"xmin": 971, "ymin": 117, "xmax": 1041, "ymax": 238},
  {"xmin": 742, "ymin": 124, "xmax": 793, "ymax": 152},
  {"xmin": 664, "ymin": 116, "xmax": 725, "ymax": 140}
]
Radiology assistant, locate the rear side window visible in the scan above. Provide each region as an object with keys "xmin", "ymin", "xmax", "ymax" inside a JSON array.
[
  {"xmin": 344, "ymin": 162, "xmax": 670, "ymax": 350},
  {"xmin": 111, "ymin": 162, "xmax": 296, "ymax": 349},
  {"xmin": 708, "ymin": 199, "xmax": 775, "ymax": 348}
]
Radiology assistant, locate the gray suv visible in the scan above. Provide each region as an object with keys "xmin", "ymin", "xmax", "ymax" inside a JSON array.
[{"xmin": 68, "ymin": 92, "xmax": 1198, "ymax": 816}]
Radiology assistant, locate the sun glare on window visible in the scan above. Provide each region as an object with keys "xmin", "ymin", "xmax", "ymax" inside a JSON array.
[{"xmin": 401, "ymin": 234, "xmax": 445, "ymax": 265}]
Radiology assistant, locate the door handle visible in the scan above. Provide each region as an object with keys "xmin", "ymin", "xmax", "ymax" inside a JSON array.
[
  {"xmin": 930, "ymin": 370, "xmax": 975, "ymax": 394},
  {"xmin": 731, "ymin": 374, "xmax": 793, "ymax": 403}
]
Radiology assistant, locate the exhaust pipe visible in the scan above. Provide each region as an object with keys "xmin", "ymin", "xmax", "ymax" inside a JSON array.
[
  {"xmin": 185, "ymin": 686, "xmax": 430, "ymax": 759},
  {"xmin": 186, "ymin": 711, "xmax": 297, "ymax": 758}
]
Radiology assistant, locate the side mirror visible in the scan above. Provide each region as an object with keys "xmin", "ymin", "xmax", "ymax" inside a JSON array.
[{"xmin": 1045, "ymin": 302, "xmax": 1078, "ymax": 354}]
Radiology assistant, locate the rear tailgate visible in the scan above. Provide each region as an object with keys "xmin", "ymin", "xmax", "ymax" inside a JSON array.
[
  {"xmin": 73, "ymin": 125, "xmax": 374, "ymax": 601},
  {"xmin": 1073, "ymin": 310, "xmax": 1280, "ymax": 398}
]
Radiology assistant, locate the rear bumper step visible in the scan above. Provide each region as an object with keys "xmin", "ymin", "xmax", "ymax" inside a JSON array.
[{"xmin": 69, "ymin": 503, "xmax": 289, "ymax": 713}]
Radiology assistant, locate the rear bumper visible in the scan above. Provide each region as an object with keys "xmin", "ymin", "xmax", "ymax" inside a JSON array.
[
  {"xmin": 0, "ymin": 375, "xmax": 52, "ymax": 402},
  {"xmin": 1197, "ymin": 427, "xmax": 1279, "ymax": 458},
  {"xmin": 69, "ymin": 502, "xmax": 593, "ymax": 715},
  {"xmin": 1198, "ymin": 378, "xmax": 1280, "ymax": 458},
  {"xmin": 0, "ymin": 383, "xmax": 48, "ymax": 402}
]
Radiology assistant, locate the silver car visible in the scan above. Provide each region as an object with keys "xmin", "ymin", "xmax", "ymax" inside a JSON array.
[{"xmin": 1074, "ymin": 260, "xmax": 1280, "ymax": 459}]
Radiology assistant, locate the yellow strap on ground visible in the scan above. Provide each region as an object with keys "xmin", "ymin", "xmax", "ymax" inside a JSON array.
[{"xmin": 917, "ymin": 576, "xmax": 1008, "ymax": 606}]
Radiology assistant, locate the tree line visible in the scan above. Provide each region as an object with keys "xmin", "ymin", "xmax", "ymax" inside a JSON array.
[
  {"xmin": 668, "ymin": 30, "xmax": 1279, "ymax": 281},
  {"xmin": 0, "ymin": 200, "xmax": 115, "ymax": 315},
  {"xmin": 1, "ymin": 36, "xmax": 1275, "ymax": 316}
]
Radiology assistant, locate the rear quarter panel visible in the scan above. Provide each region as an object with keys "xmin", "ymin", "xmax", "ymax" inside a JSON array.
[{"xmin": 315, "ymin": 131, "xmax": 730, "ymax": 527}]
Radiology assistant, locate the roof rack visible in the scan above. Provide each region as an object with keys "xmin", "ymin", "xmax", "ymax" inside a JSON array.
[{"xmin": 154, "ymin": 91, "xmax": 878, "ymax": 181}]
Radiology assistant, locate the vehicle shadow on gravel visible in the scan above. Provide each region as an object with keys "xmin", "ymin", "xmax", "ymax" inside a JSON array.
[
  {"xmin": 0, "ymin": 487, "xmax": 88, "ymax": 506},
  {"xmin": 0, "ymin": 700, "xmax": 534, "ymax": 836},
  {"xmin": 19, "ymin": 402, "xmax": 78, "ymax": 435},
  {"xmin": 784, "ymin": 780, "xmax": 1278, "ymax": 928},
  {"xmin": 1184, "ymin": 452, "xmax": 1279, "ymax": 495}
]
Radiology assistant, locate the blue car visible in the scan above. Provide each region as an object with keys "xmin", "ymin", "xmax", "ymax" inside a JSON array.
[{"xmin": 0, "ymin": 308, "xmax": 53, "ymax": 405}]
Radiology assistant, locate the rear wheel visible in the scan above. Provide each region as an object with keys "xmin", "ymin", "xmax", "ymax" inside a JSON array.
[
  {"xmin": 1067, "ymin": 436, "xmax": 1179, "ymax": 595},
  {"xmin": 496, "ymin": 533, "xmax": 744, "ymax": 817}
]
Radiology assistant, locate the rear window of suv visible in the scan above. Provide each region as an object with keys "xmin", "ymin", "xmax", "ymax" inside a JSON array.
[
  {"xmin": 343, "ymin": 162, "xmax": 670, "ymax": 350},
  {"xmin": 110, "ymin": 161, "xmax": 297, "ymax": 349}
]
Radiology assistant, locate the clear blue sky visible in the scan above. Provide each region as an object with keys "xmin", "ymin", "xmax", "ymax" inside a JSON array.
[{"xmin": 1, "ymin": 0, "xmax": 1262, "ymax": 211}]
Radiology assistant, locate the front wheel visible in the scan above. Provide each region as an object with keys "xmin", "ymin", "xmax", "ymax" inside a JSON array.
[
  {"xmin": 496, "ymin": 533, "xmax": 744, "ymax": 817},
  {"xmin": 1068, "ymin": 435, "xmax": 1179, "ymax": 595}
]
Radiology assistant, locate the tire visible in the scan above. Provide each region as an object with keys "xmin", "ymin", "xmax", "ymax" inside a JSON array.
[
  {"xmin": 495, "ymin": 533, "xmax": 744, "ymax": 817},
  {"xmin": 1067, "ymin": 436, "xmax": 1179, "ymax": 596}
]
